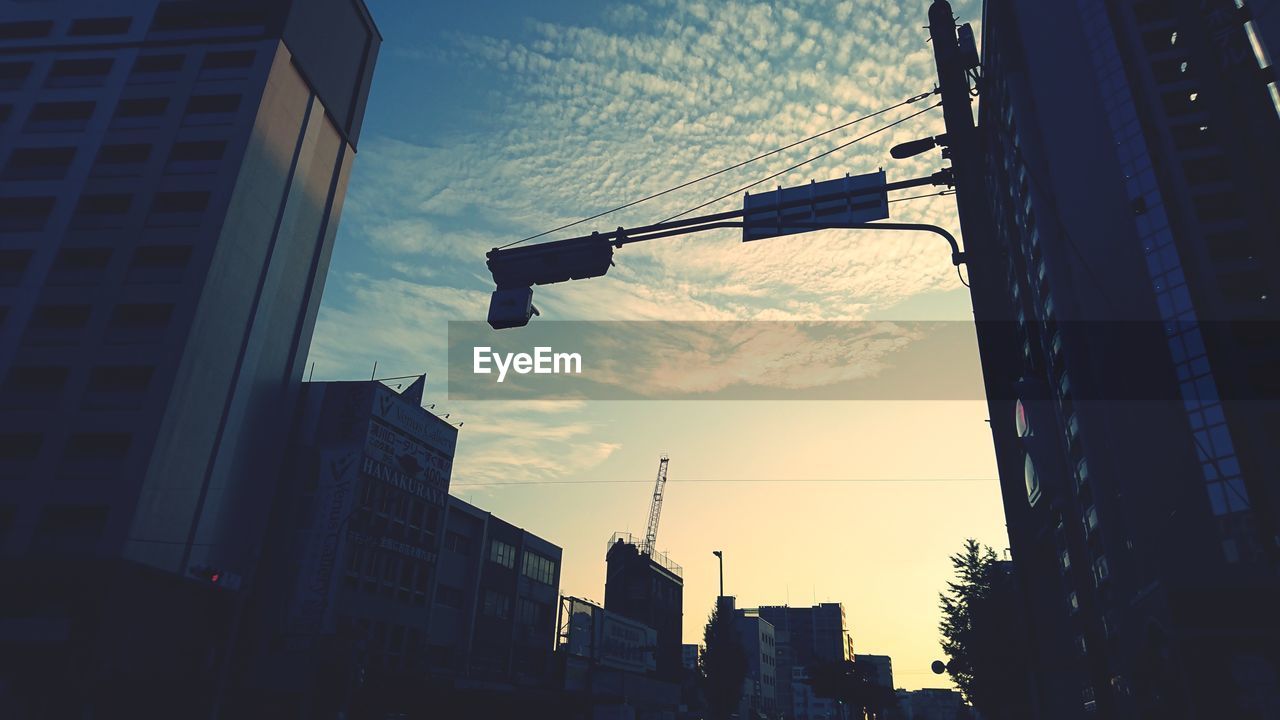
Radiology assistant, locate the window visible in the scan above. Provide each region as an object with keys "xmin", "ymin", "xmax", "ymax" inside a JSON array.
[
  {"xmin": 49, "ymin": 247, "xmax": 112, "ymax": 285},
  {"xmin": 64, "ymin": 432, "xmax": 131, "ymax": 460},
  {"xmin": 93, "ymin": 144, "xmax": 150, "ymax": 177},
  {"xmin": 112, "ymin": 96, "xmax": 168, "ymax": 127},
  {"xmin": 30, "ymin": 304, "xmax": 91, "ymax": 330},
  {"xmin": 1093, "ymin": 555, "xmax": 1110, "ymax": 586},
  {"xmin": 84, "ymin": 366, "xmax": 154, "ymax": 409},
  {"xmin": 127, "ymin": 245, "xmax": 191, "ymax": 284},
  {"xmin": 4, "ymin": 146, "xmax": 76, "ymax": 181},
  {"xmin": 130, "ymin": 54, "xmax": 183, "ymax": 83},
  {"xmin": 31, "ymin": 505, "xmax": 107, "ymax": 554},
  {"xmin": 517, "ymin": 597, "xmax": 542, "ymax": 626},
  {"xmin": 110, "ymin": 303, "xmax": 172, "ymax": 328},
  {"xmin": 0, "ymin": 61, "xmax": 32, "ymax": 90},
  {"xmin": 489, "ymin": 539, "xmax": 516, "ymax": 569},
  {"xmin": 0, "ymin": 20, "xmax": 52, "ymax": 39},
  {"xmin": 0, "ymin": 433, "xmax": 42, "ymax": 460},
  {"xmin": 0, "ymin": 250, "xmax": 30, "ymax": 285},
  {"xmin": 3, "ymin": 366, "xmax": 70, "ymax": 406},
  {"xmin": 147, "ymin": 191, "xmax": 209, "ymax": 226},
  {"xmin": 26, "ymin": 101, "xmax": 95, "ymax": 132},
  {"xmin": 201, "ymin": 50, "xmax": 254, "ymax": 70},
  {"xmin": 436, "ymin": 584, "xmax": 464, "ymax": 609},
  {"xmin": 72, "ymin": 194, "xmax": 132, "ymax": 230},
  {"xmin": 482, "ymin": 589, "xmax": 512, "ymax": 619},
  {"xmin": 521, "ymin": 551, "xmax": 557, "ymax": 585},
  {"xmin": 184, "ymin": 94, "xmax": 240, "ymax": 125},
  {"xmin": 0, "ymin": 196, "xmax": 55, "ymax": 232},
  {"xmin": 1024, "ymin": 454, "xmax": 1041, "ymax": 506},
  {"xmin": 1083, "ymin": 506, "xmax": 1099, "ymax": 536},
  {"xmin": 150, "ymin": 4, "xmax": 269, "ymax": 33},
  {"xmin": 107, "ymin": 303, "xmax": 173, "ymax": 343},
  {"xmin": 444, "ymin": 531, "xmax": 471, "ymax": 555},
  {"xmin": 69, "ymin": 17, "xmax": 132, "ymax": 36},
  {"xmin": 46, "ymin": 58, "xmax": 113, "ymax": 88},
  {"xmin": 166, "ymin": 140, "xmax": 226, "ymax": 174}
]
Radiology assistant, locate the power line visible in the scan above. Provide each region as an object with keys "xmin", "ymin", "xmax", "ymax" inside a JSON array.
[
  {"xmin": 888, "ymin": 189, "xmax": 956, "ymax": 204},
  {"xmin": 659, "ymin": 101, "xmax": 943, "ymax": 224},
  {"xmin": 450, "ymin": 477, "xmax": 996, "ymax": 487},
  {"xmin": 499, "ymin": 90, "xmax": 938, "ymax": 249}
]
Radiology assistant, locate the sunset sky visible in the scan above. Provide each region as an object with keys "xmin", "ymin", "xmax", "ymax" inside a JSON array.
[{"xmin": 307, "ymin": 0, "xmax": 1009, "ymax": 690}]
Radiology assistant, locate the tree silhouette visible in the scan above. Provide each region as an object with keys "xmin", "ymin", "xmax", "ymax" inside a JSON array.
[
  {"xmin": 700, "ymin": 601, "xmax": 747, "ymax": 720},
  {"xmin": 938, "ymin": 539, "xmax": 1033, "ymax": 720},
  {"xmin": 805, "ymin": 658, "xmax": 897, "ymax": 719}
]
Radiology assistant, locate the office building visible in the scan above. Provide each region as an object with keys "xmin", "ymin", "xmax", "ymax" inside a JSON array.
[
  {"xmin": 735, "ymin": 608, "xmax": 778, "ymax": 719},
  {"xmin": 0, "ymin": 0, "xmax": 378, "ymax": 715},
  {"xmin": 890, "ymin": 688, "xmax": 976, "ymax": 720},
  {"xmin": 757, "ymin": 603, "xmax": 852, "ymax": 720},
  {"xmin": 233, "ymin": 377, "xmax": 457, "ymax": 714},
  {"xmin": 429, "ymin": 495, "xmax": 562, "ymax": 687},
  {"xmin": 682, "ymin": 643, "xmax": 701, "ymax": 672},
  {"xmin": 604, "ymin": 532, "xmax": 684, "ymax": 681},
  {"xmin": 856, "ymin": 653, "xmax": 894, "ymax": 693},
  {"xmin": 977, "ymin": 0, "xmax": 1280, "ymax": 717}
]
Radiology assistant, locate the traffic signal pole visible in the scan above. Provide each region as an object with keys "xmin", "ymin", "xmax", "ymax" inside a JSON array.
[{"xmin": 926, "ymin": 3, "xmax": 1044, "ymax": 718}]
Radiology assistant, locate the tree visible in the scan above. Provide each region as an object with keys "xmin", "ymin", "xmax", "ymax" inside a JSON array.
[
  {"xmin": 700, "ymin": 601, "xmax": 747, "ymax": 720},
  {"xmin": 938, "ymin": 539, "xmax": 1033, "ymax": 720},
  {"xmin": 805, "ymin": 658, "xmax": 897, "ymax": 719}
]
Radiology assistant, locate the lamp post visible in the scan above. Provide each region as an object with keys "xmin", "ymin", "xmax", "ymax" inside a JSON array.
[{"xmin": 712, "ymin": 550, "xmax": 724, "ymax": 598}]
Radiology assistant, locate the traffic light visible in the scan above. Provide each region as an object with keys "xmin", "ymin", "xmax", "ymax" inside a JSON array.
[
  {"xmin": 486, "ymin": 234, "xmax": 614, "ymax": 289},
  {"xmin": 187, "ymin": 564, "xmax": 242, "ymax": 590}
]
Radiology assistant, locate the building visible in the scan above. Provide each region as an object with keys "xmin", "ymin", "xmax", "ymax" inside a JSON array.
[
  {"xmin": 856, "ymin": 654, "xmax": 894, "ymax": 695},
  {"xmin": 429, "ymin": 495, "xmax": 562, "ymax": 688},
  {"xmin": 232, "ymin": 377, "xmax": 457, "ymax": 715},
  {"xmin": 0, "ymin": 0, "xmax": 378, "ymax": 715},
  {"xmin": 682, "ymin": 643, "xmax": 700, "ymax": 672},
  {"xmin": 757, "ymin": 603, "xmax": 852, "ymax": 720},
  {"xmin": 735, "ymin": 608, "xmax": 778, "ymax": 719},
  {"xmin": 237, "ymin": 379, "xmax": 564, "ymax": 715},
  {"xmin": 975, "ymin": 0, "xmax": 1280, "ymax": 717},
  {"xmin": 890, "ymin": 689, "xmax": 975, "ymax": 720},
  {"xmin": 604, "ymin": 532, "xmax": 684, "ymax": 681}
]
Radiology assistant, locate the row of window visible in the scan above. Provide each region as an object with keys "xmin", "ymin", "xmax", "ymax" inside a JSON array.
[
  {"xmin": 0, "ymin": 431, "xmax": 130, "ymax": 461},
  {"xmin": 0, "ymin": 49, "xmax": 256, "ymax": 92},
  {"xmin": 2, "ymin": 139, "xmax": 227, "ymax": 181},
  {"xmin": 9, "ymin": 92, "xmax": 242, "ymax": 135},
  {"xmin": 0, "ymin": 191, "xmax": 212, "ymax": 233},
  {"xmin": 343, "ymin": 542, "xmax": 431, "ymax": 607},
  {"xmin": 2, "ymin": 364, "xmax": 154, "ymax": 410},
  {"xmin": 14, "ymin": 301, "xmax": 175, "ymax": 346},
  {"xmin": 1, "ymin": 244, "xmax": 192, "ymax": 290}
]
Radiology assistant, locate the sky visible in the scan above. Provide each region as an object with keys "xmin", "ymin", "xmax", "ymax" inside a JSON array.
[{"xmin": 307, "ymin": 0, "xmax": 1009, "ymax": 690}]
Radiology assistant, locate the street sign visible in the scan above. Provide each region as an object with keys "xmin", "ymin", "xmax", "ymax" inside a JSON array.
[{"xmin": 742, "ymin": 170, "xmax": 889, "ymax": 242}]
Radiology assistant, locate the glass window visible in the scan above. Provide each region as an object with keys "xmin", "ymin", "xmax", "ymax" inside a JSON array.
[
  {"xmin": 1025, "ymin": 454, "xmax": 1041, "ymax": 506},
  {"xmin": 490, "ymin": 539, "xmax": 515, "ymax": 569},
  {"xmin": 482, "ymin": 589, "xmax": 511, "ymax": 619},
  {"xmin": 521, "ymin": 551, "xmax": 557, "ymax": 585}
]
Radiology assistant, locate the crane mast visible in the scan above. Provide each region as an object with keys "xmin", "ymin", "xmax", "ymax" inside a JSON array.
[{"xmin": 641, "ymin": 455, "xmax": 670, "ymax": 557}]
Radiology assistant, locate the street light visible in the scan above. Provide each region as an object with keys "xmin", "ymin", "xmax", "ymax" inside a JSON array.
[{"xmin": 712, "ymin": 550, "xmax": 724, "ymax": 598}]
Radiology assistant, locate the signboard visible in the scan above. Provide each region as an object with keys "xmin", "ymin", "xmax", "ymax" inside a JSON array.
[
  {"xmin": 742, "ymin": 170, "xmax": 888, "ymax": 242},
  {"xmin": 597, "ymin": 611, "xmax": 658, "ymax": 674},
  {"xmin": 560, "ymin": 596, "xmax": 657, "ymax": 674},
  {"xmin": 288, "ymin": 448, "xmax": 360, "ymax": 636},
  {"xmin": 371, "ymin": 384, "xmax": 458, "ymax": 458}
]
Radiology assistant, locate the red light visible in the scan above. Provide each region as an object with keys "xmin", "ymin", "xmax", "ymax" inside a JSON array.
[{"xmin": 210, "ymin": 573, "xmax": 220, "ymax": 583}]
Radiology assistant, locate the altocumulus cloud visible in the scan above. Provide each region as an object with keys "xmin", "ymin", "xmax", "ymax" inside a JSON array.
[{"xmin": 309, "ymin": 0, "xmax": 982, "ymax": 485}]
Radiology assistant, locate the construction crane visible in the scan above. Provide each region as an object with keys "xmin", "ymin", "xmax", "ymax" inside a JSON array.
[{"xmin": 640, "ymin": 455, "xmax": 670, "ymax": 557}]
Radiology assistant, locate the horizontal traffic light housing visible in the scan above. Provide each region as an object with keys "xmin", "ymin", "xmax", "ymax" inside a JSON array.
[{"xmin": 486, "ymin": 234, "xmax": 614, "ymax": 289}]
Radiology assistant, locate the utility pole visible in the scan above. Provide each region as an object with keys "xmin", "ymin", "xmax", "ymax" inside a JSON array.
[{"xmin": 927, "ymin": 4, "xmax": 1043, "ymax": 718}]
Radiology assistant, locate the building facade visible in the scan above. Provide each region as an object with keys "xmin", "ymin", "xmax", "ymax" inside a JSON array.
[
  {"xmin": 0, "ymin": 1, "xmax": 378, "ymax": 715},
  {"xmin": 757, "ymin": 603, "xmax": 852, "ymax": 720},
  {"xmin": 429, "ymin": 495, "xmax": 562, "ymax": 688},
  {"xmin": 735, "ymin": 609, "xmax": 778, "ymax": 719},
  {"xmin": 604, "ymin": 532, "xmax": 684, "ymax": 682},
  {"xmin": 977, "ymin": 0, "xmax": 1280, "ymax": 717}
]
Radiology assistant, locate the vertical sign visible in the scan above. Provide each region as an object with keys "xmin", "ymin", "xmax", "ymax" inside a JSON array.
[{"xmin": 288, "ymin": 448, "xmax": 360, "ymax": 636}]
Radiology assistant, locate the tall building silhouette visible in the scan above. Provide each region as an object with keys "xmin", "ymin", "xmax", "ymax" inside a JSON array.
[
  {"xmin": 977, "ymin": 0, "xmax": 1279, "ymax": 717},
  {"xmin": 0, "ymin": 0, "xmax": 379, "ymax": 715},
  {"xmin": 604, "ymin": 533, "xmax": 684, "ymax": 681}
]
